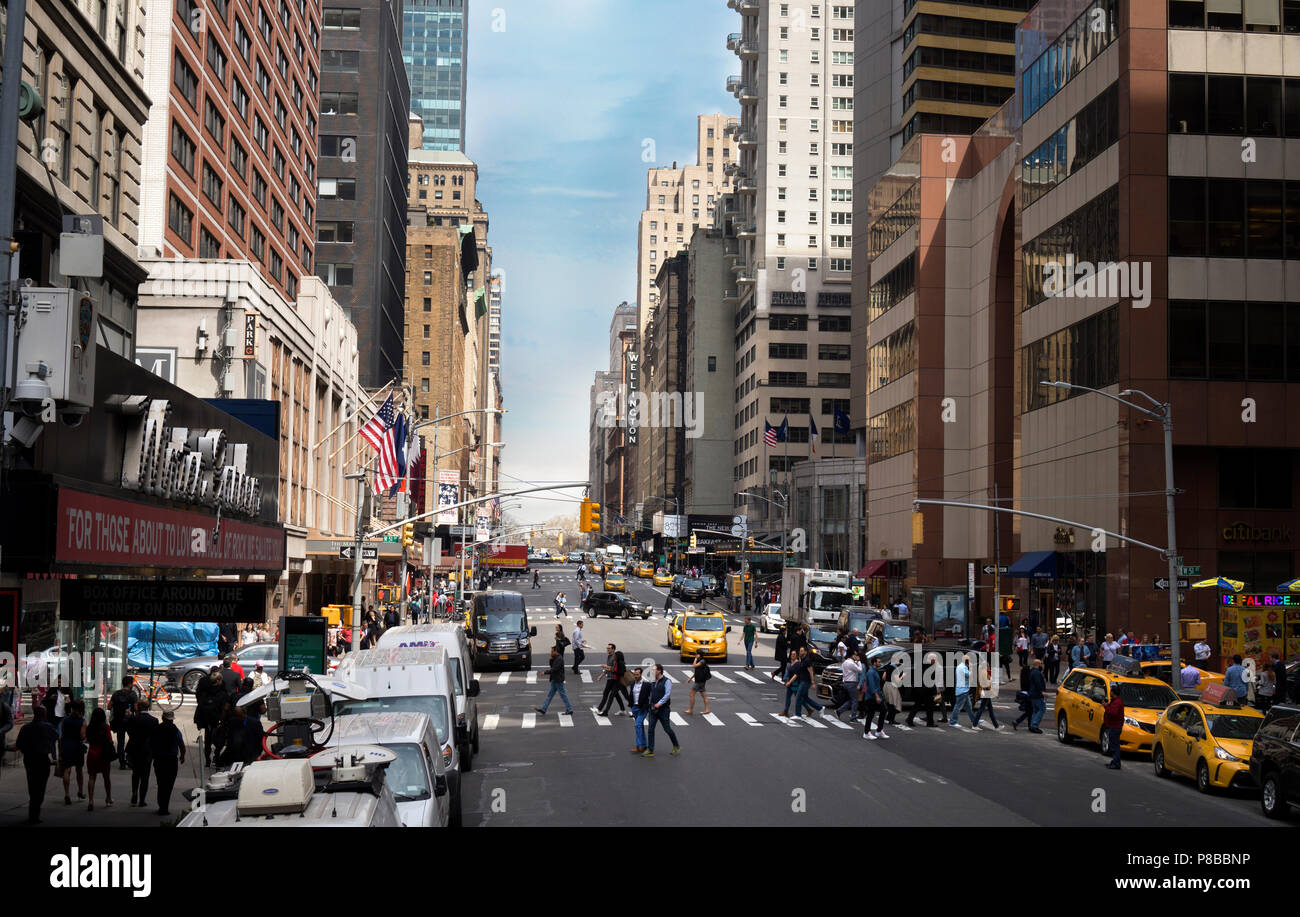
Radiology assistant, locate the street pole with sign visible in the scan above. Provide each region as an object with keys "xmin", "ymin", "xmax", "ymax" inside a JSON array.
[{"xmin": 347, "ymin": 471, "xmax": 367, "ymax": 653}]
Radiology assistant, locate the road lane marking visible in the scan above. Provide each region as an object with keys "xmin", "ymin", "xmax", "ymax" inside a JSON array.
[
  {"xmin": 735, "ymin": 671, "xmax": 764, "ymax": 683},
  {"xmin": 736, "ymin": 712, "xmax": 762, "ymax": 725},
  {"xmin": 483, "ymin": 714, "xmax": 499, "ymax": 730},
  {"xmin": 711, "ymin": 672, "xmax": 735, "ymax": 684},
  {"xmin": 797, "ymin": 716, "xmax": 828, "ymax": 729},
  {"xmin": 669, "ymin": 712, "xmax": 688, "ymax": 726},
  {"xmin": 525, "ymin": 671, "xmax": 537, "ymax": 684},
  {"xmin": 522, "ymin": 713, "xmax": 536, "ymax": 729},
  {"xmin": 497, "ymin": 673, "xmax": 511, "ymax": 685},
  {"xmin": 823, "ymin": 715, "xmax": 851, "ymax": 730},
  {"xmin": 580, "ymin": 670, "xmax": 593, "ymax": 683},
  {"xmin": 558, "ymin": 714, "xmax": 574, "ymax": 727},
  {"xmin": 703, "ymin": 713, "xmax": 724, "ymax": 726},
  {"xmin": 771, "ymin": 713, "xmax": 799, "ymax": 726},
  {"xmin": 594, "ymin": 713, "xmax": 612, "ymax": 726}
]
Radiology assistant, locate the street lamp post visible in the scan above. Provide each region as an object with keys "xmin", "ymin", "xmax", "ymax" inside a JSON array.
[
  {"xmin": 1040, "ymin": 381, "xmax": 1180, "ymax": 660},
  {"xmin": 345, "ymin": 470, "xmax": 368, "ymax": 653}
]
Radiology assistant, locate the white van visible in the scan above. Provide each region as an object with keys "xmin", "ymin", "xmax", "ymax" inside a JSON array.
[
  {"xmin": 376, "ymin": 623, "xmax": 480, "ymax": 771},
  {"xmin": 178, "ymin": 748, "xmax": 403, "ymax": 827},
  {"xmin": 334, "ymin": 646, "xmax": 465, "ymax": 827},
  {"xmin": 328, "ymin": 713, "xmax": 451, "ymax": 828}
]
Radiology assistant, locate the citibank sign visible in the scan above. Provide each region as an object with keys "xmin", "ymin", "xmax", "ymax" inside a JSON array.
[{"xmin": 119, "ymin": 396, "xmax": 262, "ymax": 518}]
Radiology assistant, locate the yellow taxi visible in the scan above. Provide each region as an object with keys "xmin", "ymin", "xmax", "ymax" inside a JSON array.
[
  {"xmin": 1153, "ymin": 698, "xmax": 1264, "ymax": 793},
  {"xmin": 652, "ymin": 570, "xmax": 674, "ymax": 587},
  {"xmin": 1140, "ymin": 660, "xmax": 1226, "ymax": 689},
  {"xmin": 666, "ymin": 611, "xmax": 684, "ymax": 649},
  {"xmin": 589, "ymin": 560, "xmax": 605, "ymax": 575},
  {"xmin": 634, "ymin": 562, "xmax": 654, "ymax": 578},
  {"xmin": 603, "ymin": 572, "xmax": 625, "ymax": 592},
  {"xmin": 1054, "ymin": 660, "xmax": 1179, "ymax": 756},
  {"xmin": 678, "ymin": 610, "xmax": 730, "ymax": 663}
]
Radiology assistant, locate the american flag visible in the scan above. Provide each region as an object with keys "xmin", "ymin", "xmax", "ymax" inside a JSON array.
[
  {"xmin": 764, "ymin": 420, "xmax": 778, "ymax": 448},
  {"xmin": 360, "ymin": 394, "xmax": 402, "ymax": 494}
]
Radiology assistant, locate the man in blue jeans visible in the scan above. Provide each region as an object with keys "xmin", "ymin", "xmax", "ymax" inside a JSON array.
[
  {"xmin": 628, "ymin": 668, "xmax": 652, "ymax": 753},
  {"xmin": 534, "ymin": 647, "xmax": 574, "ymax": 716},
  {"xmin": 792, "ymin": 648, "xmax": 829, "ymax": 720},
  {"xmin": 643, "ymin": 664, "xmax": 681, "ymax": 757},
  {"xmin": 949, "ymin": 655, "xmax": 977, "ymax": 727},
  {"xmin": 741, "ymin": 616, "xmax": 757, "ymax": 670},
  {"xmin": 1027, "ymin": 658, "xmax": 1047, "ymax": 733}
]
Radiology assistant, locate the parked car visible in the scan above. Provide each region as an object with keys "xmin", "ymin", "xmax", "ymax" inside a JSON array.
[
  {"xmin": 1153, "ymin": 698, "xmax": 1262, "ymax": 793},
  {"xmin": 1250, "ymin": 702, "xmax": 1300, "ymax": 818},
  {"xmin": 583, "ymin": 592, "xmax": 651, "ymax": 619},
  {"xmin": 166, "ymin": 642, "xmax": 279, "ymax": 694}
]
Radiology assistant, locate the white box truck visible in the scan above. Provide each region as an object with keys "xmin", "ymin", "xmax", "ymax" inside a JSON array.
[{"xmin": 781, "ymin": 568, "xmax": 855, "ymax": 627}]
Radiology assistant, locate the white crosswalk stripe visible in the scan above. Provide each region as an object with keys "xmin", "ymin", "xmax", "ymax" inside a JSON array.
[
  {"xmin": 771, "ymin": 713, "xmax": 798, "ymax": 726},
  {"xmin": 735, "ymin": 671, "xmax": 764, "ymax": 684},
  {"xmin": 580, "ymin": 670, "xmax": 593, "ymax": 683},
  {"xmin": 710, "ymin": 672, "xmax": 735, "ymax": 684},
  {"xmin": 558, "ymin": 714, "xmax": 574, "ymax": 727},
  {"xmin": 669, "ymin": 712, "xmax": 688, "ymax": 726},
  {"xmin": 795, "ymin": 715, "xmax": 827, "ymax": 729},
  {"xmin": 594, "ymin": 713, "xmax": 612, "ymax": 726},
  {"xmin": 526, "ymin": 671, "xmax": 538, "ymax": 684},
  {"xmin": 483, "ymin": 714, "xmax": 500, "ymax": 730},
  {"xmin": 522, "ymin": 713, "xmax": 536, "ymax": 729},
  {"xmin": 736, "ymin": 712, "xmax": 763, "ymax": 726},
  {"xmin": 703, "ymin": 713, "xmax": 724, "ymax": 726},
  {"xmin": 497, "ymin": 672, "xmax": 511, "ymax": 685},
  {"xmin": 823, "ymin": 714, "xmax": 851, "ymax": 730}
]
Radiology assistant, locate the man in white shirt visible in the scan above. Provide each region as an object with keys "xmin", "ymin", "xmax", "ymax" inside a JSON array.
[
  {"xmin": 835, "ymin": 652, "xmax": 863, "ymax": 721},
  {"xmin": 1194, "ymin": 639, "xmax": 1212, "ymax": 662}
]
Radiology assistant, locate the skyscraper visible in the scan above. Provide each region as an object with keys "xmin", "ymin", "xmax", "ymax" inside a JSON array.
[{"xmin": 403, "ymin": 0, "xmax": 469, "ymax": 150}]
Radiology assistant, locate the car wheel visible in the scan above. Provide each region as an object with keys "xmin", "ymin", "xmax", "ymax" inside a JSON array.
[
  {"xmin": 182, "ymin": 670, "xmax": 203, "ymax": 694},
  {"xmin": 1099, "ymin": 727, "xmax": 1112, "ymax": 757},
  {"xmin": 1057, "ymin": 713, "xmax": 1073, "ymax": 744},
  {"xmin": 1261, "ymin": 773, "xmax": 1284, "ymax": 818},
  {"xmin": 1196, "ymin": 759, "xmax": 1212, "ymax": 794},
  {"xmin": 1153, "ymin": 745, "xmax": 1169, "ymax": 778},
  {"xmin": 622, "ymin": 608, "xmax": 629, "ymax": 620},
  {"xmin": 587, "ymin": 608, "xmax": 595, "ymax": 617}
]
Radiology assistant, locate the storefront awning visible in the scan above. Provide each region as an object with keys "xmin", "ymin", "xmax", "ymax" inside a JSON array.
[
  {"xmin": 857, "ymin": 560, "xmax": 888, "ymax": 578},
  {"xmin": 1005, "ymin": 550, "xmax": 1058, "ymax": 579}
]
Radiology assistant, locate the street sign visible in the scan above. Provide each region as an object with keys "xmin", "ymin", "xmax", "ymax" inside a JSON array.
[
  {"xmin": 1153, "ymin": 577, "xmax": 1190, "ymax": 590},
  {"xmin": 1179, "ymin": 565, "xmax": 1201, "ymax": 577},
  {"xmin": 981, "ymin": 565, "xmax": 1008, "ymax": 575},
  {"xmin": 338, "ymin": 545, "xmax": 379, "ymax": 561}
]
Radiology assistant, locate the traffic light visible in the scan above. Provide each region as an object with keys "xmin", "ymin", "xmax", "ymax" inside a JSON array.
[
  {"xmin": 748, "ymin": 536, "xmax": 756, "ymax": 549},
  {"xmin": 1000, "ymin": 595, "xmax": 1021, "ymax": 614},
  {"xmin": 912, "ymin": 511, "xmax": 925, "ymax": 545},
  {"xmin": 580, "ymin": 499, "xmax": 602, "ymax": 533},
  {"xmin": 558, "ymin": 531, "xmax": 564, "ymax": 548},
  {"xmin": 690, "ymin": 532, "xmax": 698, "ymax": 550},
  {"xmin": 401, "ymin": 523, "xmax": 414, "ymax": 549}
]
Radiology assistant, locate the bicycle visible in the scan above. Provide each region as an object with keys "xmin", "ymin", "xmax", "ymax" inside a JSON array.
[{"xmin": 130, "ymin": 670, "xmax": 183, "ymax": 713}]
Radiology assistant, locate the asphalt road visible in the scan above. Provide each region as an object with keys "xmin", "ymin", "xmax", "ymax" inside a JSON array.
[{"xmin": 464, "ymin": 563, "xmax": 1287, "ymax": 827}]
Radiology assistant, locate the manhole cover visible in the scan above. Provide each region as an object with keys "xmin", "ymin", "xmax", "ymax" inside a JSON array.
[{"xmin": 498, "ymin": 761, "xmax": 535, "ymax": 768}]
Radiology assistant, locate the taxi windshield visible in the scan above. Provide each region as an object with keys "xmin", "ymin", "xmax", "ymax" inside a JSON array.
[
  {"xmin": 1205, "ymin": 713, "xmax": 1262, "ymax": 741},
  {"xmin": 1116, "ymin": 681, "xmax": 1178, "ymax": 709},
  {"xmin": 685, "ymin": 616, "xmax": 724, "ymax": 631}
]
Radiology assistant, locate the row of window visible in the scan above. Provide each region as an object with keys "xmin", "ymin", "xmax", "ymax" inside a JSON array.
[
  {"xmin": 1022, "ymin": 306, "xmax": 1119, "ymax": 413},
  {"xmin": 767, "ymin": 372, "xmax": 852, "ymax": 388},
  {"xmin": 869, "ymin": 401, "xmax": 916, "ymax": 462},
  {"xmin": 868, "ymin": 322, "xmax": 916, "ymax": 394},
  {"xmin": 1169, "ymin": 72, "xmax": 1300, "ymax": 137},
  {"xmin": 1021, "ymin": 82, "xmax": 1118, "ymax": 209},
  {"xmin": 1169, "ymin": 0, "xmax": 1300, "ymax": 32},
  {"xmin": 902, "ymin": 112, "xmax": 988, "ymax": 144},
  {"xmin": 904, "ymin": 45, "xmax": 1015, "ymax": 79},
  {"xmin": 167, "ymin": 190, "xmax": 297, "ymax": 296},
  {"xmin": 903, "ymin": 78, "xmax": 1014, "ymax": 111},
  {"xmin": 1022, "ymin": 184, "xmax": 1118, "ymax": 309},
  {"xmin": 869, "ymin": 252, "xmax": 917, "ymax": 322},
  {"xmin": 868, "ymin": 182, "xmax": 918, "ymax": 260},
  {"xmin": 1169, "ymin": 300, "xmax": 1300, "ymax": 382},
  {"xmin": 768, "ymin": 398, "xmax": 852, "ymax": 415},
  {"xmin": 902, "ymin": 12, "xmax": 1018, "ymax": 47},
  {"xmin": 1022, "ymin": 0, "xmax": 1119, "ymax": 121},
  {"xmin": 768, "ymin": 315, "xmax": 851, "ymax": 332},
  {"xmin": 767, "ymin": 343, "xmax": 852, "ymax": 361},
  {"xmin": 1169, "ymin": 177, "xmax": 1300, "ymax": 260}
]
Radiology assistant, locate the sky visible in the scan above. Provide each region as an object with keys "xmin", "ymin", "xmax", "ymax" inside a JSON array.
[{"xmin": 464, "ymin": 0, "xmax": 738, "ymax": 525}]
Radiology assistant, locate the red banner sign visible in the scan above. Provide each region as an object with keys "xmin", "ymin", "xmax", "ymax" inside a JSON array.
[{"xmin": 55, "ymin": 488, "xmax": 285, "ymax": 571}]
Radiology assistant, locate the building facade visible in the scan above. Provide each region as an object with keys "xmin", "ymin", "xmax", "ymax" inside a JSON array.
[
  {"xmin": 317, "ymin": 0, "xmax": 409, "ymax": 388},
  {"xmin": 402, "ymin": 0, "xmax": 467, "ymax": 150},
  {"xmin": 724, "ymin": 0, "xmax": 857, "ymax": 519},
  {"xmin": 636, "ymin": 113, "xmax": 737, "ymax": 336}
]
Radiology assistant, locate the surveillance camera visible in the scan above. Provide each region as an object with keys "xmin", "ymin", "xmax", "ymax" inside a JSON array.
[
  {"xmin": 59, "ymin": 406, "xmax": 89, "ymax": 428},
  {"xmin": 7, "ymin": 414, "xmax": 43, "ymax": 448}
]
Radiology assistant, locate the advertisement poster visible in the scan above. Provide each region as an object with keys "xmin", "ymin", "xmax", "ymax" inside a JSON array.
[
  {"xmin": 436, "ymin": 470, "xmax": 460, "ymax": 525},
  {"xmin": 932, "ymin": 591, "xmax": 968, "ymax": 639}
]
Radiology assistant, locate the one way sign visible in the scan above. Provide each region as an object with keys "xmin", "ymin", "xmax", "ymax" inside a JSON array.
[
  {"xmin": 339, "ymin": 545, "xmax": 379, "ymax": 560},
  {"xmin": 981, "ymin": 565, "xmax": 1008, "ymax": 575},
  {"xmin": 1153, "ymin": 577, "xmax": 1189, "ymax": 590}
]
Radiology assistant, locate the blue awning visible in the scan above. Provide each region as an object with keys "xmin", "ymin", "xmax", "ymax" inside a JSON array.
[{"xmin": 1005, "ymin": 550, "xmax": 1058, "ymax": 579}]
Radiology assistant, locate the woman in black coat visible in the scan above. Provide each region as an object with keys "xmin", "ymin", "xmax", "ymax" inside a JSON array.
[
  {"xmin": 193, "ymin": 669, "xmax": 228, "ymax": 767},
  {"xmin": 772, "ymin": 627, "xmax": 790, "ymax": 681}
]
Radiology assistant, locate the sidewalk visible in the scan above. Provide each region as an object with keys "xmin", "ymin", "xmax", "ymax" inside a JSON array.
[{"xmin": 0, "ymin": 713, "xmax": 208, "ymax": 828}]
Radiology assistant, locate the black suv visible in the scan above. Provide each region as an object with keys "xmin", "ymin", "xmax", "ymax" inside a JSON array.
[
  {"xmin": 700, "ymin": 575, "xmax": 721, "ymax": 596},
  {"xmin": 679, "ymin": 578, "xmax": 705, "ymax": 602},
  {"xmin": 583, "ymin": 591, "xmax": 651, "ymax": 619},
  {"xmin": 1250, "ymin": 702, "xmax": 1300, "ymax": 818}
]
